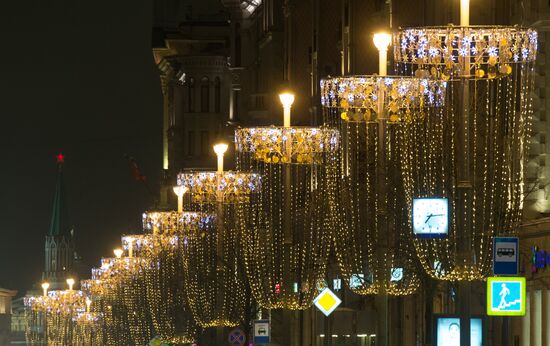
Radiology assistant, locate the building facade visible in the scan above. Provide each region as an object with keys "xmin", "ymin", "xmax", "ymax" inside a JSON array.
[
  {"xmin": 153, "ymin": 0, "xmax": 550, "ymax": 344},
  {"xmin": 0, "ymin": 288, "xmax": 16, "ymax": 346},
  {"xmin": 153, "ymin": 0, "xmax": 236, "ymax": 208}
]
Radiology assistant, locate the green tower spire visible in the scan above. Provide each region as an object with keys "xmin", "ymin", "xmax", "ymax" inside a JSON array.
[{"xmin": 48, "ymin": 154, "xmax": 69, "ymax": 237}]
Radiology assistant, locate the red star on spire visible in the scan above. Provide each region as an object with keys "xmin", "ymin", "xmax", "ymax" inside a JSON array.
[{"xmin": 56, "ymin": 153, "xmax": 65, "ymax": 163}]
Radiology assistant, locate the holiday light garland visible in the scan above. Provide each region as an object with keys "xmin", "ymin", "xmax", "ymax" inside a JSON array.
[
  {"xmin": 122, "ymin": 233, "xmax": 199, "ymax": 343},
  {"xmin": 235, "ymin": 94, "xmax": 340, "ymax": 309},
  {"xmin": 320, "ymin": 76, "xmax": 446, "ymax": 122},
  {"xmin": 72, "ymin": 311, "xmax": 103, "ymax": 345},
  {"xmin": 321, "ymin": 76, "xmax": 446, "ymax": 295},
  {"xmin": 142, "ymin": 210, "xmax": 214, "ymax": 234},
  {"xmin": 22, "ymin": 10, "xmax": 540, "ymax": 346},
  {"xmin": 177, "ymin": 153, "xmax": 258, "ymax": 327},
  {"xmin": 25, "ymin": 290, "xmax": 87, "ymax": 345},
  {"xmin": 176, "ymin": 171, "xmax": 261, "ymax": 204},
  {"xmin": 395, "ymin": 25, "xmax": 537, "ymax": 280},
  {"xmin": 24, "ymin": 295, "xmax": 48, "ymax": 345},
  {"xmin": 394, "ymin": 26, "xmax": 537, "ymax": 80},
  {"xmin": 91, "ymin": 256, "xmax": 149, "ymax": 344},
  {"xmin": 235, "ymin": 126, "xmax": 339, "ymax": 164}
]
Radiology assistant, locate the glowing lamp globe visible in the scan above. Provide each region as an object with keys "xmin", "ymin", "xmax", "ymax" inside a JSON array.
[
  {"xmin": 373, "ymin": 32, "xmax": 391, "ymax": 51},
  {"xmin": 213, "ymin": 143, "xmax": 228, "ymax": 156},
  {"xmin": 113, "ymin": 248, "xmax": 123, "ymax": 258},
  {"xmin": 278, "ymin": 92, "xmax": 295, "ymax": 108}
]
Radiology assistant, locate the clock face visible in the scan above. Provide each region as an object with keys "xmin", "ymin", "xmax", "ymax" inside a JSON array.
[{"xmin": 412, "ymin": 198, "xmax": 449, "ymax": 238}]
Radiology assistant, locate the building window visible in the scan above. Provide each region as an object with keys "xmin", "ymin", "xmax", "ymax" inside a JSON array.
[
  {"xmin": 200, "ymin": 131, "xmax": 209, "ymax": 156},
  {"xmin": 187, "ymin": 77, "xmax": 195, "ymax": 112},
  {"xmin": 201, "ymin": 77, "xmax": 210, "ymax": 113},
  {"xmin": 234, "ymin": 90, "xmax": 240, "ymax": 119},
  {"xmin": 235, "ymin": 23, "xmax": 241, "ymax": 66},
  {"xmin": 188, "ymin": 131, "xmax": 195, "ymax": 156},
  {"xmin": 215, "ymin": 77, "xmax": 221, "ymax": 113}
]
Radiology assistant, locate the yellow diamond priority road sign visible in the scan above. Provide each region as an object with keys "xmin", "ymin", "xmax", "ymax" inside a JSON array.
[{"xmin": 314, "ymin": 288, "xmax": 341, "ymax": 316}]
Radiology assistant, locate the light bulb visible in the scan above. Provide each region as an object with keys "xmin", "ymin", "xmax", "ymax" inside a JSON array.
[
  {"xmin": 373, "ymin": 32, "xmax": 392, "ymax": 51},
  {"xmin": 213, "ymin": 143, "xmax": 229, "ymax": 172},
  {"xmin": 114, "ymin": 248, "xmax": 123, "ymax": 258},
  {"xmin": 66, "ymin": 278, "xmax": 75, "ymax": 290},
  {"xmin": 373, "ymin": 32, "xmax": 392, "ymax": 76},
  {"xmin": 213, "ymin": 143, "xmax": 229, "ymax": 156},
  {"xmin": 279, "ymin": 92, "xmax": 295, "ymax": 109},
  {"xmin": 41, "ymin": 282, "xmax": 50, "ymax": 297},
  {"xmin": 172, "ymin": 185, "xmax": 188, "ymax": 197}
]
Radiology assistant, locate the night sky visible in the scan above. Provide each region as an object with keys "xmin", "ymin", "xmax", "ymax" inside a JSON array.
[{"xmin": 0, "ymin": 1, "xmax": 162, "ymax": 293}]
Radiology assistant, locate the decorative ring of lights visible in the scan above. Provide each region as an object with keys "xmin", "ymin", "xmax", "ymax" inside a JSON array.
[
  {"xmin": 24, "ymin": 296, "xmax": 50, "ymax": 312},
  {"xmin": 121, "ymin": 234, "xmax": 180, "ymax": 256},
  {"xmin": 91, "ymin": 257, "xmax": 147, "ymax": 282},
  {"xmin": 26, "ymin": 290, "xmax": 86, "ymax": 314},
  {"xmin": 72, "ymin": 312, "xmax": 101, "ymax": 324},
  {"xmin": 177, "ymin": 171, "xmax": 261, "ymax": 204},
  {"xmin": 320, "ymin": 76, "xmax": 446, "ymax": 122},
  {"xmin": 81, "ymin": 279, "xmax": 112, "ymax": 296},
  {"xmin": 235, "ymin": 126, "xmax": 339, "ymax": 164},
  {"xmin": 394, "ymin": 26, "xmax": 537, "ymax": 79},
  {"xmin": 142, "ymin": 211, "xmax": 215, "ymax": 234}
]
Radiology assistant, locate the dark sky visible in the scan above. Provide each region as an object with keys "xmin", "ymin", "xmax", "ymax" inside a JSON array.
[{"xmin": 0, "ymin": 1, "xmax": 162, "ymax": 293}]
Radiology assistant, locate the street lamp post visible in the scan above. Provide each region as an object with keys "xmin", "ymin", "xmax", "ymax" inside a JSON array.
[
  {"xmin": 213, "ymin": 143, "xmax": 229, "ymax": 173},
  {"xmin": 373, "ymin": 33, "xmax": 391, "ymax": 77},
  {"xmin": 41, "ymin": 282, "xmax": 50, "ymax": 297},
  {"xmin": 213, "ymin": 142, "xmax": 228, "ymax": 346},
  {"xmin": 66, "ymin": 278, "xmax": 75, "ymax": 291},
  {"xmin": 173, "ymin": 186, "xmax": 188, "ymax": 213},
  {"xmin": 460, "ymin": 0, "xmax": 470, "ymax": 26},
  {"xmin": 373, "ymin": 31, "xmax": 392, "ymax": 346}
]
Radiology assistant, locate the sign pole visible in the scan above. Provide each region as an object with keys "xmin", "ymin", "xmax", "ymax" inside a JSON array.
[{"xmin": 502, "ymin": 316, "xmax": 510, "ymax": 346}]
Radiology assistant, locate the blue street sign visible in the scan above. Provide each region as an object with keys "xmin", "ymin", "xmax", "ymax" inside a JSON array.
[
  {"xmin": 253, "ymin": 319, "xmax": 270, "ymax": 344},
  {"xmin": 487, "ymin": 277, "xmax": 526, "ymax": 316},
  {"xmin": 493, "ymin": 237, "xmax": 519, "ymax": 275}
]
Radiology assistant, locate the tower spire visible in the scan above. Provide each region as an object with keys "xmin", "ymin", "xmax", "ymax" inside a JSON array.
[
  {"xmin": 43, "ymin": 153, "xmax": 75, "ymax": 289},
  {"xmin": 48, "ymin": 153, "xmax": 68, "ymax": 237}
]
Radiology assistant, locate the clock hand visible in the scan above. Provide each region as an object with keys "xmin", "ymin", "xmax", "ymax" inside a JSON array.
[{"xmin": 425, "ymin": 214, "xmax": 433, "ymax": 223}]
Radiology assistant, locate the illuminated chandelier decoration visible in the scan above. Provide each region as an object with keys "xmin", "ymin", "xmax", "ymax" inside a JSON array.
[
  {"xmin": 89, "ymin": 253, "xmax": 150, "ymax": 344},
  {"xmin": 71, "ymin": 297, "xmax": 104, "ymax": 345},
  {"xmin": 24, "ymin": 280, "xmax": 87, "ymax": 346},
  {"xmin": 86, "ymin": 264, "xmax": 130, "ymax": 345},
  {"xmin": 321, "ymin": 46, "xmax": 446, "ymax": 295},
  {"xmin": 108, "ymin": 253, "xmax": 151, "ymax": 345},
  {"xmin": 80, "ymin": 278, "xmax": 124, "ymax": 346},
  {"xmin": 393, "ymin": 2, "xmax": 537, "ymax": 280},
  {"xmin": 45, "ymin": 288, "xmax": 86, "ymax": 346},
  {"xmin": 177, "ymin": 144, "xmax": 261, "ymax": 327},
  {"xmin": 24, "ymin": 288, "xmax": 48, "ymax": 346},
  {"xmin": 121, "ymin": 208, "xmax": 209, "ymax": 344},
  {"xmin": 142, "ymin": 209, "xmax": 212, "ymax": 234},
  {"xmin": 235, "ymin": 93, "xmax": 339, "ymax": 309}
]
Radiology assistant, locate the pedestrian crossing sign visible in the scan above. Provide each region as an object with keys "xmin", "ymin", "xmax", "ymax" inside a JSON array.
[{"xmin": 487, "ymin": 277, "xmax": 526, "ymax": 316}]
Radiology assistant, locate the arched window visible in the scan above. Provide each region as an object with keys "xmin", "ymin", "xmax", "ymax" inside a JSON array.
[
  {"xmin": 214, "ymin": 77, "xmax": 221, "ymax": 113},
  {"xmin": 187, "ymin": 77, "xmax": 195, "ymax": 112},
  {"xmin": 201, "ymin": 77, "xmax": 210, "ymax": 113}
]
